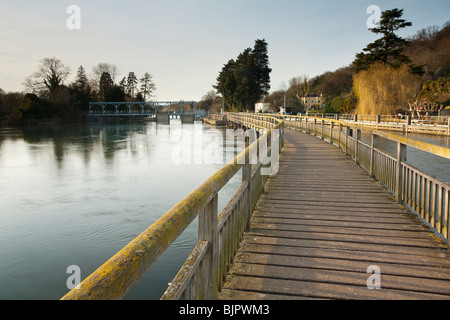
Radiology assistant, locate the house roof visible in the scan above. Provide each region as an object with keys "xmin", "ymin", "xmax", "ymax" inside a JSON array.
[
  {"xmin": 256, "ymin": 96, "xmax": 269, "ymax": 104},
  {"xmin": 303, "ymin": 93, "xmax": 321, "ymax": 98}
]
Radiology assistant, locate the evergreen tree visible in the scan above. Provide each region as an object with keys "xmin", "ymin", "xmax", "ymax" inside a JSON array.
[
  {"xmin": 215, "ymin": 59, "xmax": 238, "ymax": 110},
  {"xmin": 252, "ymin": 39, "xmax": 272, "ymax": 96},
  {"xmin": 126, "ymin": 72, "xmax": 138, "ymax": 98},
  {"xmin": 214, "ymin": 39, "xmax": 272, "ymax": 111},
  {"xmin": 71, "ymin": 65, "xmax": 91, "ymax": 111},
  {"xmin": 354, "ymin": 8, "xmax": 420, "ymax": 73},
  {"xmin": 73, "ymin": 66, "xmax": 90, "ymax": 93},
  {"xmin": 99, "ymin": 72, "xmax": 114, "ymax": 101},
  {"xmin": 139, "ymin": 72, "xmax": 156, "ymax": 101},
  {"xmin": 234, "ymin": 48, "xmax": 260, "ymax": 111},
  {"xmin": 119, "ymin": 77, "xmax": 127, "ymax": 94}
]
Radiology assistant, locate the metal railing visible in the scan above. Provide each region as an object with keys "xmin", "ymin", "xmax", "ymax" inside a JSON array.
[
  {"xmin": 61, "ymin": 114, "xmax": 284, "ymax": 300},
  {"xmin": 283, "ymin": 115, "xmax": 450, "ymax": 243}
]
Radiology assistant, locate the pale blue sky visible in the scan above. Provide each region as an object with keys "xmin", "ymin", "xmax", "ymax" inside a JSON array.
[{"xmin": 0, "ymin": 0, "xmax": 449, "ymax": 101}]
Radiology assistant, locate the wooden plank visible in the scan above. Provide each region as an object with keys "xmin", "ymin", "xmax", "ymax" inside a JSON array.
[
  {"xmin": 242, "ymin": 233, "xmax": 447, "ymax": 258},
  {"xmin": 219, "ymin": 128, "xmax": 450, "ymax": 300},
  {"xmin": 227, "ymin": 262, "xmax": 450, "ymax": 295},
  {"xmin": 237, "ymin": 241, "xmax": 450, "ymax": 271},
  {"xmin": 250, "ymin": 219, "xmax": 431, "ymax": 239},
  {"xmin": 221, "ymin": 275, "xmax": 450, "ymax": 300}
]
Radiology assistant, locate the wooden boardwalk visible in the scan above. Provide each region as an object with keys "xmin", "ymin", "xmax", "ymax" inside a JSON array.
[{"xmin": 219, "ymin": 128, "xmax": 450, "ymax": 300}]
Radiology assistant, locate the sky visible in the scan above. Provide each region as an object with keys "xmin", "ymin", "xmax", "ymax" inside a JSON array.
[{"xmin": 0, "ymin": 0, "xmax": 449, "ymax": 101}]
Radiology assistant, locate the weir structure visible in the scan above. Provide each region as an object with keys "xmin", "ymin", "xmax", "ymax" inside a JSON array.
[
  {"xmin": 61, "ymin": 114, "xmax": 450, "ymax": 300},
  {"xmin": 87, "ymin": 101, "xmax": 201, "ymax": 123}
]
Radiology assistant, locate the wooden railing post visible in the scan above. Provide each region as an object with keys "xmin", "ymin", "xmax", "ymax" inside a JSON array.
[
  {"xmin": 198, "ymin": 193, "xmax": 219, "ymax": 299},
  {"xmin": 370, "ymin": 133, "xmax": 378, "ymax": 177},
  {"xmin": 345, "ymin": 126, "xmax": 350, "ymax": 156},
  {"xmin": 396, "ymin": 142, "xmax": 407, "ymax": 204},
  {"xmin": 330, "ymin": 122, "xmax": 334, "ymax": 145},
  {"xmin": 447, "ymin": 116, "xmax": 450, "ymax": 136},
  {"xmin": 243, "ymin": 136, "xmax": 252, "ymax": 230},
  {"xmin": 355, "ymin": 129, "xmax": 361, "ymax": 164},
  {"xmin": 321, "ymin": 120, "xmax": 325, "ymax": 140}
]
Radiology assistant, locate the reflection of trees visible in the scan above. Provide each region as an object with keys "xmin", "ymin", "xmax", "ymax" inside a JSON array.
[{"xmin": 13, "ymin": 122, "xmax": 153, "ymax": 169}]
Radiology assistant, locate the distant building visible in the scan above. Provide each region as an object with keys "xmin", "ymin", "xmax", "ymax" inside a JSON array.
[
  {"xmin": 279, "ymin": 106, "xmax": 292, "ymax": 115},
  {"xmin": 255, "ymin": 96, "xmax": 270, "ymax": 113},
  {"xmin": 299, "ymin": 93, "xmax": 324, "ymax": 111}
]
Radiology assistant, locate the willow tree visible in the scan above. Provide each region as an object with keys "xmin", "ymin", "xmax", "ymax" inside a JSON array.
[{"xmin": 353, "ymin": 63, "xmax": 420, "ymax": 114}]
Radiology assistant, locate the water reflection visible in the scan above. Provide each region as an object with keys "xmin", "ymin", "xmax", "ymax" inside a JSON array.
[{"xmin": 0, "ymin": 120, "xmax": 242, "ymax": 300}]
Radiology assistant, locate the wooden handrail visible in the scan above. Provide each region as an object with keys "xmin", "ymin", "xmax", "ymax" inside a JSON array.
[{"xmin": 61, "ymin": 114, "xmax": 284, "ymax": 300}]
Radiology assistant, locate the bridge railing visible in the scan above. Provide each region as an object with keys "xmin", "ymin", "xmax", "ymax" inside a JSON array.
[
  {"xmin": 61, "ymin": 114, "xmax": 284, "ymax": 300},
  {"xmin": 273, "ymin": 113, "xmax": 450, "ymax": 135},
  {"xmin": 283, "ymin": 115, "xmax": 450, "ymax": 244}
]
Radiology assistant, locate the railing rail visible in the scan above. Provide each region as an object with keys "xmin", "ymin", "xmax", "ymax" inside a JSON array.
[
  {"xmin": 283, "ymin": 115, "xmax": 450, "ymax": 243},
  {"xmin": 266, "ymin": 113, "xmax": 450, "ymax": 136},
  {"xmin": 61, "ymin": 114, "xmax": 284, "ymax": 300}
]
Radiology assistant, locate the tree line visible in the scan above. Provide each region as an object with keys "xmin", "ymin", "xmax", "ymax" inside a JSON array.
[
  {"xmin": 0, "ymin": 59, "xmax": 156, "ymax": 123},
  {"xmin": 198, "ymin": 9, "xmax": 449, "ymax": 116}
]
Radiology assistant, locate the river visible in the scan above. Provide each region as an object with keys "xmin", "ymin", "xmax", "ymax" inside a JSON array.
[
  {"xmin": 0, "ymin": 120, "xmax": 243, "ymax": 300},
  {"xmin": 0, "ymin": 120, "xmax": 448, "ymax": 300}
]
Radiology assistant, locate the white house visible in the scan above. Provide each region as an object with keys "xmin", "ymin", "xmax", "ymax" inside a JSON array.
[{"xmin": 255, "ymin": 96, "xmax": 270, "ymax": 113}]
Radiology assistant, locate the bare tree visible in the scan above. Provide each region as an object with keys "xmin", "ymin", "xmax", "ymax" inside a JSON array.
[
  {"xmin": 24, "ymin": 57, "xmax": 71, "ymax": 96},
  {"xmin": 92, "ymin": 63, "xmax": 118, "ymax": 83},
  {"xmin": 90, "ymin": 63, "xmax": 118, "ymax": 95}
]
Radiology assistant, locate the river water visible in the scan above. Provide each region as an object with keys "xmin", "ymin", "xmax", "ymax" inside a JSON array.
[
  {"xmin": 0, "ymin": 120, "xmax": 448, "ymax": 300},
  {"xmin": 0, "ymin": 120, "xmax": 244, "ymax": 300}
]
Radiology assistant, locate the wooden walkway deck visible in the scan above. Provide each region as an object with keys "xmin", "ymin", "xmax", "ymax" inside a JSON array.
[{"xmin": 219, "ymin": 128, "xmax": 450, "ymax": 300}]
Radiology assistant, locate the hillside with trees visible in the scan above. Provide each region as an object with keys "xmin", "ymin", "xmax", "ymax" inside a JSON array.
[{"xmin": 258, "ymin": 9, "xmax": 450, "ymax": 116}]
